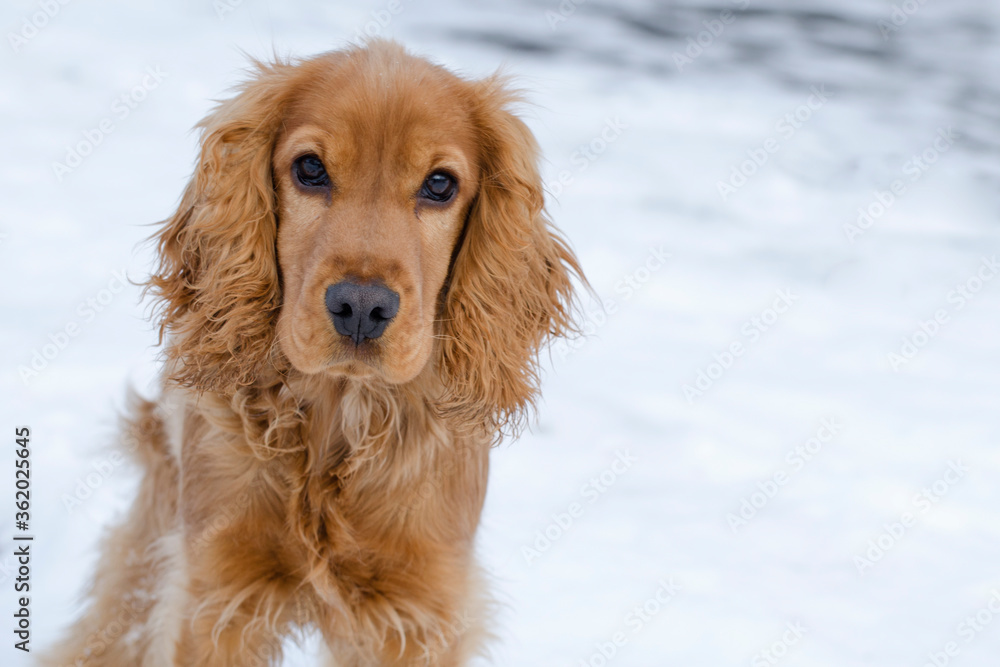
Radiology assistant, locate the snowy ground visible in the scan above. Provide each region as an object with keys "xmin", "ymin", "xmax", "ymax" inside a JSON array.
[{"xmin": 3, "ymin": 1, "xmax": 1000, "ymax": 665}]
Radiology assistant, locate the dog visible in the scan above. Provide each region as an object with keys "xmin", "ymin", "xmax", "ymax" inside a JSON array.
[{"xmin": 43, "ymin": 40, "xmax": 581, "ymax": 666}]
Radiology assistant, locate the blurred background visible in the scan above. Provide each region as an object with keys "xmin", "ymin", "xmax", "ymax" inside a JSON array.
[{"xmin": 2, "ymin": 1, "xmax": 1000, "ymax": 665}]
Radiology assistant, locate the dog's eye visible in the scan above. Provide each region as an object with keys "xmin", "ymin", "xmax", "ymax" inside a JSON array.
[
  {"xmin": 294, "ymin": 154, "xmax": 330, "ymax": 188},
  {"xmin": 419, "ymin": 172, "xmax": 457, "ymax": 203}
]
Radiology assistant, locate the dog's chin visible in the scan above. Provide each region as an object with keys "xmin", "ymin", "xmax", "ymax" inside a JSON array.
[{"xmin": 281, "ymin": 337, "xmax": 432, "ymax": 386}]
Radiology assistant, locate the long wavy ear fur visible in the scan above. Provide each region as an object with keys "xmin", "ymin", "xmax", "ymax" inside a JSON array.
[
  {"xmin": 146, "ymin": 60, "xmax": 297, "ymax": 393},
  {"xmin": 438, "ymin": 77, "xmax": 581, "ymax": 436}
]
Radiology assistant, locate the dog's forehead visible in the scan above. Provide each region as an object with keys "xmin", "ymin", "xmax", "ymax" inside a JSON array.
[{"xmin": 281, "ymin": 50, "xmax": 479, "ymax": 157}]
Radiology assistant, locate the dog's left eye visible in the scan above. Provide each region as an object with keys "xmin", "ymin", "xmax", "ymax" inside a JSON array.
[
  {"xmin": 419, "ymin": 172, "xmax": 457, "ymax": 203},
  {"xmin": 294, "ymin": 154, "xmax": 330, "ymax": 188}
]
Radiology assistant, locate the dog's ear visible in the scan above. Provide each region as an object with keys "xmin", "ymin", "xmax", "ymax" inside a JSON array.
[
  {"xmin": 147, "ymin": 61, "xmax": 296, "ymax": 393},
  {"xmin": 438, "ymin": 78, "xmax": 581, "ymax": 436}
]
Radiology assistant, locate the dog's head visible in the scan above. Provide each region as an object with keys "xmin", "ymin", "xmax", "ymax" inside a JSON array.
[{"xmin": 149, "ymin": 41, "xmax": 579, "ymax": 432}]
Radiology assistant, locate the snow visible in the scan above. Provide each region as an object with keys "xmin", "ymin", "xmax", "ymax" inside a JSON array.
[{"xmin": 2, "ymin": 0, "xmax": 1000, "ymax": 665}]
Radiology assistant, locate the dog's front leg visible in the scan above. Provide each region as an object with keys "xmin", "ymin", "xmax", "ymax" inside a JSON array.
[
  {"xmin": 317, "ymin": 562, "xmax": 490, "ymax": 667},
  {"xmin": 170, "ymin": 493, "xmax": 307, "ymax": 667},
  {"xmin": 172, "ymin": 557, "xmax": 299, "ymax": 667}
]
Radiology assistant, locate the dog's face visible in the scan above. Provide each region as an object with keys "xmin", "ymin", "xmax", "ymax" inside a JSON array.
[
  {"xmin": 273, "ymin": 63, "xmax": 479, "ymax": 384},
  {"xmin": 150, "ymin": 41, "xmax": 579, "ymax": 431}
]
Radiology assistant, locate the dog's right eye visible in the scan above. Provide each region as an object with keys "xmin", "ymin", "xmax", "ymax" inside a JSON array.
[
  {"xmin": 293, "ymin": 155, "xmax": 330, "ymax": 188},
  {"xmin": 419, "ymin": 172, "xmax": 457, "ymax": 203}
]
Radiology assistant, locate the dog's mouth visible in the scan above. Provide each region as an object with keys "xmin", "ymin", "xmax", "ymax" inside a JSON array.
[
  {"xmin": 325, "ymin": 359, "xmax": 377, "ymax": 380},
  {"xmin": 326, "ymin": 337, "xmax": 386, "ymax": 374},
  {"xmin": 321, "ymin": 313, "xmax": 434, "ymax": 386}
]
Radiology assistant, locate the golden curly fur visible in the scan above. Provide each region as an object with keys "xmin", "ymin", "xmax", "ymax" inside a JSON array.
[{"xmin": 43, "ymin": 40, "xmax": 580, "ymax": 666}]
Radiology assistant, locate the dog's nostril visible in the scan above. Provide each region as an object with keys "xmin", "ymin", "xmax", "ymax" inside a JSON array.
[{"xmin": 325, "ymin": 281, "xmax": 400, "ymax": 345}]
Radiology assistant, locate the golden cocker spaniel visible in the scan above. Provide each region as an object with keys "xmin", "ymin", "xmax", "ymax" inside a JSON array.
[{"xmin": 44, "ymin": 40, "xmax": 581, "ymax": 666}]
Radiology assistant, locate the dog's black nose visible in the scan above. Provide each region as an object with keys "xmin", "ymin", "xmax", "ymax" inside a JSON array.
[{"xmin": 325, "ymin": 281, "xmax": 400, "ymax": 345}]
